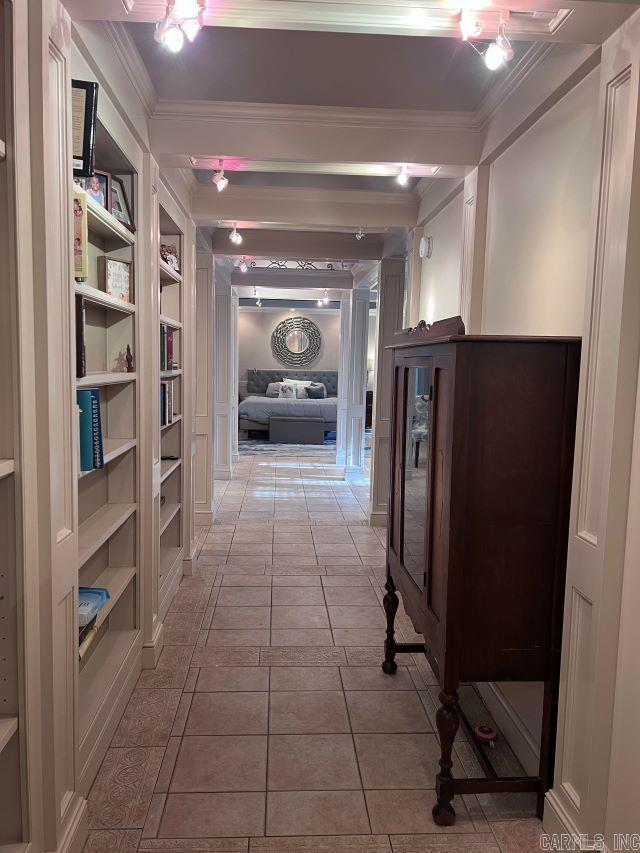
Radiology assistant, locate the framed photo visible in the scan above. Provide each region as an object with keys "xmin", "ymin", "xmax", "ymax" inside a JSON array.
[
  {"xmin": 77, "ymin": 170, "xmax": 110, "ymax": 210},
  {"xmin": 72, "ymin": 80, "xmax": 98, "ymax": 178},
  {"xmin": 97, "ymin": 256, "xmax": 132, "ymax": 303},
  {"xmin": 160, "ymin": 235, "xmax": 181, "ymax": 272},
  {"xmin": 110, "ymin": 175, "xmax": 135, "ymax": 232}
]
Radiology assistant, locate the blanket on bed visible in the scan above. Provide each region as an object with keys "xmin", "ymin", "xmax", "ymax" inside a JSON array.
[{"xmin": 238, "ymin": 395, "xmax": 338, "ymax": 425}]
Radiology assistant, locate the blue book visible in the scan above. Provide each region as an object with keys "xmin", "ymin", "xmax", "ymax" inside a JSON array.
[
  {"xmin": 90, "ymin": 388, "xmax": 104, "ymax": 469},
  {"xmin": 78, "ymin": 587, "xmax": 110, "ymax": 627},
  {"xmin": 77, "ymin": 390, "xmax": 94, "ymax": 471}
]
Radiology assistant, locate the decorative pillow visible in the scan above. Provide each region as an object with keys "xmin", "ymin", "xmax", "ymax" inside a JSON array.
[
  {"xmin": 306, "ymin": 382, "xmax": 327, "ymax": 399},
  {"xmin": 278, "ymin": 383, "xmax": 295, "ymax": 399},
  {"xmin": 265, "ymin": 382, "xmax": 282, "ymax": 398},
  {"xmin": 283, "ymin": 377, "xmax": 312, "ymax": 399}
]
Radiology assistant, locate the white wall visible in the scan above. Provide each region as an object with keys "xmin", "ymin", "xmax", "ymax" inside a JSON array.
[
  {"xmin": 238, "ymin": 308, "xmax": 341, "ymax": 383},
  {"xmin": 418, "ymin": 191, "xmax": 464, "ymax": 323},
  {"xmin": 483, "ymin": 71, "xmax": 599, "ymax": 336}
]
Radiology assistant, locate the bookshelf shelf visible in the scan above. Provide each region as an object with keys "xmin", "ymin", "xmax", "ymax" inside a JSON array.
[
  {"xmin": 159, "ymin": 546, "xmax": 182, "ymax": 588},
  {"xmin": 161, "ymin": 413, "xmax": 182, "ymax": 432},
  {"xmin": 91, "ymin": 565, "xmax": 137, "ymax": 630},
  {"xmin": 0, "ymin": 717, "xmax": 18, "ymax": 755},
  {"xmin": 161, "ymin": 369, "xmax": 182, "ymax": 379},
  {"xmin": 159, "ymin": 258, "xmax": 182, "ymax": 284},
  {"xmin": 78, "ymin": 503, "xmax": 136, "ymax": 568},
  {"xmin": 79, "ymin": 628, "xmax": 138, "ymax": 742},
  {"xmin": 160, "ymin": 458, "xmax": 181, "ymax": 483},
  {"xmin": 160, "ymin": 501, "xmax": 181, "ymax": 535},
  {"xmin": 160, "ymin": 314, "xmax": 182, "ymax": 330},
  {"xmin": 77, "ymin": 372, "xmax": 136, "ymax": 388},
  {"xmin": 86, "ymin": 195, "xmax": 135, "ymax": 249},
  {"xmin": 78, "ymin": 438, "xmax": 136, "ymax": 479},
  {"xmin": 0, "ymin": 459, "xmax": 15, "ymax": 480},
  {"xmin": 75, "ymin": 283, "xmax": 135, "ymax": 315}
]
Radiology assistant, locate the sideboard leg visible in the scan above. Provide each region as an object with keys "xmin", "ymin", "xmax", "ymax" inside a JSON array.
[
  {"xmin": 381, "ymin": 575, "xmax": 399, "ymax": 675},
  {"xmin": 433, "ymin": 689, "xmax": 459, "ymax": 826}
]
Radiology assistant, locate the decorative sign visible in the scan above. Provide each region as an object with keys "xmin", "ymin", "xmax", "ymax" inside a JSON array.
[{"xmin": 98, "ymin": 257, "xmax": 131, "ymax": 303}]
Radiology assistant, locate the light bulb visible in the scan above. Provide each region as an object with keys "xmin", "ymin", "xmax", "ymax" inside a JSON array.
[
  {"xmin": 213, "ymin": 171, "xmax": 228, "ymax": 192},
  {"xmin": 230, "ymin": 227, "xmax": 242, "ymax": 245},
  {"xmin": 181, "ymin": 17, "xmax": 201, "ymax": 42},
  {"xmin": 323, "ymin": 290, "xmax": 329, "ymax": 304},
  {"xmin": 397, "ymin": 165, "xmax": 409, "ymax": 186},
  {"xmin": 356, "ymin": 227, "xmax": 364, "ymax": 241},
  {"xmin": 239, "ymin": 260, "xmax": 248, "ymax": 273},
  {"xmin": 289, "ymin": 307, "xmax": 296, "ymax": 312},
  {"xmin": 459, "ymin": 9, "xmax": 482, "ymax": 40},
  {"xmin": 484, "ymin": 41, "xmax": 506, "ymax": 70},
  {"xmin": 163, "ymin": 23, "xmax": 185, "ymax": 53},
  {"xmin": 317, "ymin": 299, "xmax": 323, "ymax": 307}
]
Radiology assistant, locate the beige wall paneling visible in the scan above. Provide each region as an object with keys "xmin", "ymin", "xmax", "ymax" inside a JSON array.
[
  {"xmin": 418, "ymin": 191, "xmax": 464, "ymax": 324},
  {"xmin": 405, "ymin": 228, "xmax": 423, "ymax": 327},
  {"xmin": 213, "ymin": 261, "xmax": 237, "ymax": 480},
  {"xmin": 194, "ymin": 250, "xmax": 216, "ymax": 526},
  {"xmin": 141, "ymin": 154, "xmax": 163, "ymax": 669},
  {"xmin": 369, "ymin": 258, "xmax": 404, "ymax": 526},
  {"xmin": 546, "ymin": 10, "xmax": 640, "ymax": 841},
  {"xmin": 459, "ymin": 166, "xmax": 489, "ymax": 333},
  {"xmin": 157, "ymin": 180, "xmax": 189, "ymax": 607},
  {"xmin": 0, "ymin": 0, "xmax": 46, "ymax": 849}
]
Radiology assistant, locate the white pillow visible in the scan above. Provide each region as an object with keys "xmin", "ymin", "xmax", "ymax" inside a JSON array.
[
  {"xmin": 265, "ymin": 382, "xmax": 282, "ymax": 398},
  {"xmin": 278, "ymin": 383, "xmax": 295, "ymax": 399},
  {"xmin": 283, "ymin": 377, "xmax": 312, "ymax": 399}
]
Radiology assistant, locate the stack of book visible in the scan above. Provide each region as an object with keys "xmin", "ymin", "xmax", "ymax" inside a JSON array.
[
  {"xmin": 160, "ymin": 324, "xmax": 177, "ymax": 371},
  {"xmin": 77, "ymin": 388, "xmax": 104, "ymax": 472},
  {"xmin": 160, "ymin": 380, "xmax": 174, "ymax": 427},
  {"xmin": 78, "ymin": 587, "xmax": 110, "ymax": 659}
]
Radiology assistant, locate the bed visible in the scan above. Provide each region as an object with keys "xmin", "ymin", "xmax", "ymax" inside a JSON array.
[{"xmin": 239, "ymin": 369, "xmax": 338, "ymax": 443}]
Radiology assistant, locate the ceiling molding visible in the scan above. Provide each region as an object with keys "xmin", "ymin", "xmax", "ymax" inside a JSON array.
[
  {"xmin": 102, "ymin": 21, "xmax": 158, "ymax": 115},
  {"xmin": 192, "ymin": 184, "xmax": 418, "ymax": 207},
  {"xmin": 152, "ymin": 99, "xmax": 478, "ymax": 132}
]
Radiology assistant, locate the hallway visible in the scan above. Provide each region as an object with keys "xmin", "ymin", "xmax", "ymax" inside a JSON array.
[{"xmin": 83, "ymin": 453, "xmax": 542, "ymax": 852}]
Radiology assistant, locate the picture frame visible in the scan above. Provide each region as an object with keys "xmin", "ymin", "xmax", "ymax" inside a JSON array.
[
  {"xmin": 160, "ymin": 235, "xmax": 181, "ymax": 273},
  {"xmin": 71, "ymin": 80, "xmax": 98, "ymax": 178},
  {"xmin": 97, "ymin": 256, "xmax": 132, "ymax": 303},
  {"xmin": 77, "ymin": 170, "xmax": 110, "ymax": 210},
  {"xmin": 110, "ymin": 175, "xmax": 135, "ymax": 232}
]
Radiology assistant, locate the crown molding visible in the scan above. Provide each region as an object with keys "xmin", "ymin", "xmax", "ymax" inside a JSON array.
[
  {"xmin": 152, "ymin": 99, "xmax": 478, "ymax": 132},
  {"xmin": 192, "ymin": 183, "xmax": 419, "ymax": 208},
  {"xmin": 102, "ymin": 21, "xmax": 158, "ymax": 116}
]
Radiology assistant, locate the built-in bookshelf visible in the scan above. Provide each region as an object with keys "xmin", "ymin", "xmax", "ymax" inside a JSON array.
[
  {"xmin": 157, "ymin": 198, "xmax": 185, "ymax": 611},
  {"xmin": 72, "ymin": 118, "xmax": 141, "ymax": 790},
  {"xmin": 0, "ymin": 1, "xmax": 26, "ymax": 845}
]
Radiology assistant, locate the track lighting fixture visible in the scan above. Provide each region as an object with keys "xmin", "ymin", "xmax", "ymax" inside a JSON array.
[
  {"xmin": 356, "ymin": 227, "xmax": 365, "ymax": 241},
  {"xmin": 397, "ymin": 165, "xmax": 409, "ymax": 186},
  {"xmin": 239, "ymin": 258, "xmax": 248, "ymax": 274},
  {"xmin": 154, "ymin": 0, "xmax": 204, "ymax": 52},
  {"xmin": 212, "ymin": 159, "xmax": 229, "ymax": 193},
  {"xmin": 253, "ymin": 286, "xmax": 262, "ymax": 307},
  {"xmin": 323, "ymin": 289, "xmax": 329, "ymax": 305},
  {"xmin": 459, "ymin": 8, "xmax": 482, "ymax": 41},
  {"xmin": 229, "ymin": 225, "xmax": 243, "ymax": 246},
  {"xmin": 317, "ymin": 298, "xmax": 323, "ymax": 307},
  {"xmin": 463, "ymin": 10, "xmax": 513, "ymax": 71}
]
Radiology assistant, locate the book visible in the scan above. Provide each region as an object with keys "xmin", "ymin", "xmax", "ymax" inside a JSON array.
[
  {"xmin": 160, "ymin": 324, "xmax": 166, "ymax": 371},
  {"xmin": 75, "ymin": 294, "xmax": 86, "ymax": 378},
  {"xmin": 90, "ymin": 388, "xmax": 104, "ymax": 469},
  {"xmin": 78, "ymin": 587, "xmax": 110, "ymax": 627},
  {"xmin": 73, "ymin": 189, "xmax": 88, "ymax": 281},
  {"xmin": 167, "ymin": 329, "xmax": 173, "ymax": 369},
  {"xmin": 77, "ymin": 390, "xmax": 94, "ymax": 471},
  {"xmin": 98, "ymin": 256, "xmax": 131, "ymax": 302}
]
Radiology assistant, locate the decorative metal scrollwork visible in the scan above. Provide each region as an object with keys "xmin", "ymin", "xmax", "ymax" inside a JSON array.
[{"xmin": 271, "ymin": 316, "xmax": 322, "ymax": 367}]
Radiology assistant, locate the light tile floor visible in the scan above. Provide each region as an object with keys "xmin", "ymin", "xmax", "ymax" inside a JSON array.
[{"xmin": 84, "ymin": 450, "xmax": 544, "ymax": 853}]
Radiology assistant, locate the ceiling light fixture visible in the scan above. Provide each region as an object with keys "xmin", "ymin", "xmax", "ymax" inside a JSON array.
[
  {"xmin": 397, "ymin": 165, "xmax": 410, "ymax": 186},
  {"xmin": 239, "ymin": 258, "xmax": 248, "ymax": 273},
  {"xmin": 212, "ymin": 159, "xmax": 229, "ymax": 193},
  {"xmin": 356, "ymin": 227, "xmax": 365, "ymax": 241},
  {"xmin": 317, "ymin": 298, "xmax": 323, "ymax": 307},
  {"xmin": 323, "ymin": 289, "xmax": 329, "ymax": 305},
  {"xmin": 154, "ymin": 0, "xmax": 204, "ymax": 53},
  {"xmin": 466, "ymin": 10, "xmax": 514, "ymax": 71},
  {"xmin": 229, "ymin": 225, "xmax": 243, "ymax": 246},
  {"xmin": 253, "ymin": 286, "xmax": 262, "ymax": 307},
  {"xmin": 459, "ymin": 8, "xmax": 483, "ymax": 40}
]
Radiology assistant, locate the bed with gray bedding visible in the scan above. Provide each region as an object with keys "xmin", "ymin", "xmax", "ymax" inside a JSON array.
[{"xmin": 238, "ymin": 369, "xmax": 338, "ymax": 435}]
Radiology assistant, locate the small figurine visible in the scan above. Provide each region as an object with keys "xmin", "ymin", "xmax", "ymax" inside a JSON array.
[{"xmin": 126, "ymin": 344, "xmax": 134, "ymax": 373}]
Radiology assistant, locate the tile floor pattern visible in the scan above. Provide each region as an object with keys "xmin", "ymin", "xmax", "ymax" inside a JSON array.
[{"xmin": 84, "ymin": 452, "xmax": 543, "ymax": 853}]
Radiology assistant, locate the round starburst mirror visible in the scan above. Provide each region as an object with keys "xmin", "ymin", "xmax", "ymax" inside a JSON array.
[{"xmin": 272, "ymin": 316, "xmax": 322, "ymax": 366}]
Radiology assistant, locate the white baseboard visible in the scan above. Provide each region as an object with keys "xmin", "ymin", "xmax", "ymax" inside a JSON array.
[
  {"xmin": 142, "ymin": 620, "xmax": 164, "ymax": 669},
  {"xmin": 214, "ymin": 466, "xmax": 233, "ymax": 480},
  {"xmin": 368, "ymin": 510, "xmax": 388, "ymax": 527},
  {"xmin": 195, "ymin": 509, "xmax": 214, "ymax": 526},
  {"xmin": 57, "ymin": 793, "xmax": 87, "ymax": 853},
  {"xmin": 475, "ymin": 681, "xmax": 541, "ymax": 777}
]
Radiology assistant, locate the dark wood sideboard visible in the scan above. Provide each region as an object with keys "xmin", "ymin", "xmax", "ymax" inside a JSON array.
[{"xmin": 381, "ymin": 316, "xmax": 580, "ymax": 826}]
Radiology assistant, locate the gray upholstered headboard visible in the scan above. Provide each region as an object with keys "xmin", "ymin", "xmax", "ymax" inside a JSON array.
[{"xmin": 246, "ymin": 369, "xmax": 339, "ymax": 397}]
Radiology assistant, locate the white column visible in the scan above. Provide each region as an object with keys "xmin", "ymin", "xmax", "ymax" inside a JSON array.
[
  {"xmin": 194, "ymin": 250, "xmax": 215, "ymax": 524},
  {"xmin": 213, "ymin": 260, "xmax": 237, "ymax": 479},
  {"xmin": 459, "ymin": 165, "xmax": 489, "ymax": 333},
  {"xmin": 231, "ymin": 288, "xmax": 240, "ymax": 463},
  {"xmin": 346, "ymin": 287, "xmax": 370, "ymax": 472},
  {"xmin": 336, "ymin": 293, "xmax": 351, "ymax": 466},
  {"xmin": 369, "ymin": 259, "xmax": 405, "ymax": 526},
  {"xmin": 405, "ymin": 227, "xmax": 423, "ymax": 327},
  {"xmin": 545, "ymin": 10, "xmax": 640, "ymax": 844}
]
